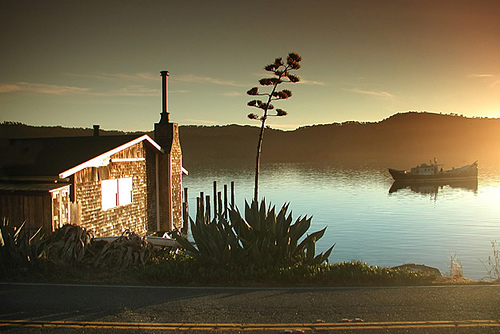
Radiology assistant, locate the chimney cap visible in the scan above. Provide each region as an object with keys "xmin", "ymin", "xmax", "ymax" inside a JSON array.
[{"xmin": 160, "ymin": 70, "xmax": 169, "ymax": 76}]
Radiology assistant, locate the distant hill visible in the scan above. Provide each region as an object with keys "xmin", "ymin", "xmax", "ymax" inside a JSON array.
[
  {"xmin": 0, "ymin": 122, "xmax": 131, "ymax": 138},
  {"xmin": 2, "ymin": 112, "xmax": 499, "ymax": 168}
]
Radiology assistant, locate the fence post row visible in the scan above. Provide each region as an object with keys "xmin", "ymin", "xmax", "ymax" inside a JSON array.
[
  {"xmin": 192, "ymin": 181, "xmax": 236, "ymax": 222},
  {"xmin": 182, "ymin": 187, "xmax": 189, "ymax": 234}
]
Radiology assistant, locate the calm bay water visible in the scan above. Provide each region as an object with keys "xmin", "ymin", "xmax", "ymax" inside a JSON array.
[{"xmin": 183, "ymin": 162, "xmax": 500, "ymax": 280}]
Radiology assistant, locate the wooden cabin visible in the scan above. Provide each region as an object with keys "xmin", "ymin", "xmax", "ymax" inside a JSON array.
[{"xmin": 0, "ymin": 71, "xmax": 187, "ymax": 236}]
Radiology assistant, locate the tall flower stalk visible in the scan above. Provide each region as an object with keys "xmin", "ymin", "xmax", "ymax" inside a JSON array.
[{"xmin": 247, "ymin": 52, "xmax": 302, "ymax": 201}]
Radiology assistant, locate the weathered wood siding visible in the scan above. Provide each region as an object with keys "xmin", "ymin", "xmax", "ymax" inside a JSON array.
[
  {"xmin": 73, "ymin": 142, "xmax": 148, "ymax": 237},
  {"xmin": 145, "ymin": 146, "xmax": 158, "ymax": 232},
  {"xmin": 0, "ymin": 192, "xmax": 52, "ymax": 233},
  {"xmin": 50, "ymin": 186, "xmax": 70, "ymax": 231}
]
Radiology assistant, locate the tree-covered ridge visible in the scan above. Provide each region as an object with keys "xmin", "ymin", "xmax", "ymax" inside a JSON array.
[{"xmin": 2, "ymin": 112, "xmax": 500, "ymax": 166}]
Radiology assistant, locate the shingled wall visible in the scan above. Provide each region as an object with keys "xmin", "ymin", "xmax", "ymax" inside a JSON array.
[{"xmin": 73, "ymin": 142, "xmax": 148, "ymax": 237}]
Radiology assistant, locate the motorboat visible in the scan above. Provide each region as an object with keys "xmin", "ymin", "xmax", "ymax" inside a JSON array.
[{"xmin": 388, "ymin": 160, "xmax": 478, "ymax": 182}]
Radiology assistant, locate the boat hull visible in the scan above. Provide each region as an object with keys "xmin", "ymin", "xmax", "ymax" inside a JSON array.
[{"xmin": 388, "ymin": 162, "xmax": 478, "ymax": 182}]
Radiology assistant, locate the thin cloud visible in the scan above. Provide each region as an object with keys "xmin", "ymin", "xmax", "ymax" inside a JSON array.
[
  {"xmin": 0, "ymin": 81, "xmax": 160, "ymax": 97},
  {"xmin": 0, "ymin": 84, "xmax": 22, "ymax": 93},
  {"xmin": 469, "ymin": 73, "xmax": 500, "ymax": 89},
  {"xmin": 94, "ymin": 85, "xmax": 158, "ymax": 97},
  {"xmin": 298, "ymin": 78, "xmax": 326, "ymax": 86},
  {"xmin": 69, "ymin": 72, "xmax": 158, "ymax": 82},
  {"xmin": 221, "ymin": 91, "xmax": 242, "ymax": 97},
  {"xmin": 0, "ymin": 82, "xmax": 90, "ymax": 95},
  {"xmin": 252, "ymin": 72, "xmax": 325, "ymax": 86},
  {"xmin": 470, "ymin": 73, "xmax": 494, "ymax": 78},
  {"xmin": 175, "ymin": 74, "xmax": 243, "ymax": 87},
  {"xmin": 348, "ymin": 88, "xmax": 395, "ymax": 99}
]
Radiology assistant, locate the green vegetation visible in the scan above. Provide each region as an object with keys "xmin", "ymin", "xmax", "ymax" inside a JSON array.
[
  {"xmin": 136, "ymin": 255, "xmax": 434, "ymax": 287},
  {"xmin": 1, "ymin": 200, "xmax": 441, "ymax": 286},
  {"xmin": 0, "ymin": 221, "xmax": 154, "ymax": 281}
]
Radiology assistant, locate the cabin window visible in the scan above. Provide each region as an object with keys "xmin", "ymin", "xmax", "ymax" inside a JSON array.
[
  {"xmin": 101, "ymin": 177, "xmax": 133, "ymax": 210},
  {"xmin": 118, "ymin": 178, "xmax": 133, "ymax": 206}
]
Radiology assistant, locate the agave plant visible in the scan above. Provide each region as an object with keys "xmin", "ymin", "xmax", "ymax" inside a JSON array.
[
  {"xmin": 93, "ymin": 230, "xmax": 155, "ymax": 271},
  {"xmin": 175, "ymin": 206, "xmax": 244, "ymax": 265},
  {"xmin": 42, "ymin": 224, "xmax": 94, "ymax": 264},
  {"xmin": 231, "ymin": 200, "xmax": 334, "ymax": 266},
  {"xmin": 0, "ymin": 219, "xmax": 45, "ymax": 270},
  {"xmin": 175, "ymin": 199, "xmax": 334, "ymax": 267}
]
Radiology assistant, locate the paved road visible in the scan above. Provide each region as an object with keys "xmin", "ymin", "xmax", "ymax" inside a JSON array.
[{"xmin": 1, "ymin": 282, "xmax": 499, "ymax": 333}]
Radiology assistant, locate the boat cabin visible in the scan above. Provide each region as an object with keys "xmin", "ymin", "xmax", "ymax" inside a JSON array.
[{"xmin": 410, "ymin": 163, "xmax": 442, "ymax": 175}]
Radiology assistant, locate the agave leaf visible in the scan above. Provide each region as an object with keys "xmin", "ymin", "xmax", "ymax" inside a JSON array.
[
  {"xmin": 276, "ymin": 203, "xmax": 290, "ymax": 242},
  {"xmin": 251, "ymin": 244, "xmax": 262, "ymax": 265},
  {"xmin": 139, "ymin": 248, "xmax": 146, "ymax": 264},
  {"xmin": 258, "ymin": 200, "xmax": 267, "ymax": 231},
  {"xmin": 0, "ymin": 226, "xmax": 6, "ymax": 248},
  {"xmin": 296, "ymin": 227, "xmax": 327, "ymax": 253},
  {"xmin": 13, "ymin": 222, "xmax": 26, "ymax": 242},
  {"xmin": 266, "ymin": 206, "xmax": 277, "ymax": 238},
  {"xmin": 174, "ymin": 232, "xmax": 198, "ymax": 255},
  {"xmin": 125, "ymin": 247, "xmax": 133, "ymax": 264},
  {"xmin": 244, "ymin": 201, "xmax": 259, "ymax": 231},
  {"xmin": 312, "ymin": 244, "xmax": 335, "ymax": 265},
  {"xmin": 28, "ymin": 226, "xmax": 43, "ymax": 245},
  {"xmin": 305, "ymin": 238, "xmax": 315, "ymax": 263},
  {"xmin": 115, "ymin": 248, "xmax": 125, "ymax": 269},
  {"xmin": 290, "ymin": 216, "xmax": 311, "ymax": 245},
  {"xmin": 76, "ymin": 225, "xmax": 83, "ymax": 242}
]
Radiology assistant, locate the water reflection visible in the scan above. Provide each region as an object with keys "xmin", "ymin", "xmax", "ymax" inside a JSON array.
[{"xmin": 388, "ymin": 179, "xmax": 479, "ymax": 196}]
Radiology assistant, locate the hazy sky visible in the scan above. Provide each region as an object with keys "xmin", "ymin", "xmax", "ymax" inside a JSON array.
[{"xmin": 1, "ymin": 0, "xmax": 499, "ymax": 131}]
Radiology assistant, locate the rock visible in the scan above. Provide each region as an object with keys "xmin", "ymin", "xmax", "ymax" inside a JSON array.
[{"xmin": 391, "ymin": 263, "xmax": 442, "ymax": 276}]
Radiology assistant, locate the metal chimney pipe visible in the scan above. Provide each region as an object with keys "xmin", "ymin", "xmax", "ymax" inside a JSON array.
[{"xmin": 160, "ymin": 70, "xmax": 169, "ymax": 121}]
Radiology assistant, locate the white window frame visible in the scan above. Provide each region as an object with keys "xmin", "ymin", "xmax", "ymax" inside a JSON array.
[{"xmin": 101, "ymin": 177, "xmax": 133, "ymax": 210}]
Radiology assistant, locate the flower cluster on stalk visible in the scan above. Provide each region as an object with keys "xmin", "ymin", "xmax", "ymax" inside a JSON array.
[{"xmin": 246, "ymin": 52, "xmax": 301, "ymax": 121}]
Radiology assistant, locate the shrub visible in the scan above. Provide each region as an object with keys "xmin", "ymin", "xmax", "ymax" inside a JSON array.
[{"xmin": 481, "ymin": 240, "xmax": 499, "ymax": 281}]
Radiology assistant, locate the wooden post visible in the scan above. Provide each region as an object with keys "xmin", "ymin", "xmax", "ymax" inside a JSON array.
[
  {"xmin": 198, "ymin": 192, "xmax": 204, "ymax": 222},
  {"xmin": 196, "ymin": 197, "xmax": 200, "ymax": 222},
  {"xmin": 182, "ymin": 187, "xmax": 189, "ymax": 234},
  {"xmin": 213, "ymin": 181, "xmax": 217, "ymax": 217},
  {"xmin": 206, "ymin": 195, "xmax": 211, "ymax": 221},
  {"xmin": 217, "ymin": 191, "xmax": 222, "ymax": 218},
  {"xmin": 223, "ymin": 184, "xmax": 228, "ymax": 218},
  {"xmin": 231, "ymin": 181, "xmax": 235, "ymax": 208}
]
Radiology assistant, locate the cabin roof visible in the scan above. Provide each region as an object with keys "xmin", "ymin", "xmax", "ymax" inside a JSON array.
[
  {"xmin": 0, "ymin": 182, "xmax": 70, "ymax": 193},
  {"xmin": 0, "ymin": 134, "xmax": 162, "ymax": 180}
]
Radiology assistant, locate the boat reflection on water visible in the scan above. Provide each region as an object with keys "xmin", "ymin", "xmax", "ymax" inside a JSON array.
[{"xmin": 388, "ymin": 179, "xmax": 478, "ymax": 195}]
